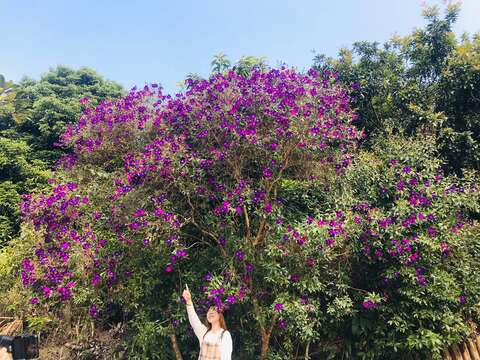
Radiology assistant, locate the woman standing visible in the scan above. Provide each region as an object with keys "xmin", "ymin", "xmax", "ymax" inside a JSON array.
[{"xmin": 182, "ymin": 287, "xmax": 232, "ymax": 360}]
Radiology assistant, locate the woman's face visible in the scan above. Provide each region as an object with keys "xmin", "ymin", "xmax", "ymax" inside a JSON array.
[{"xmin": 206, "ymin": 306, "xmax": 220, "ymax": 324}]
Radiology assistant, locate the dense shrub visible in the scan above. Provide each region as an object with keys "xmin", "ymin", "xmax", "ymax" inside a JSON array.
[{"xmin": 322, "ymin": 134, "xmax": 480, "ymax": 359}]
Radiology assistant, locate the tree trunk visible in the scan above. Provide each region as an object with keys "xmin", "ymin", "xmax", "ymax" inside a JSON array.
[
  {"xmin": 260, "ymin": 328, "xmax": 271, "ymax": 359},
  {"xmin": 304, "ymin": 341, "xmax": 310, "ymax": 360},
  {"xmin": 170, "ymin": 332, "xmax": 183, "ymax": 360},
  {"xmin": 253, "ymin": 299, "xmax": 274, "ymax": 360}
]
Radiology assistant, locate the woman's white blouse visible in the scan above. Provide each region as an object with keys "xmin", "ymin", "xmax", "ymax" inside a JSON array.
[{"xmin": 186, "ymin": 304, "xmax": 233, "ymax": 360}]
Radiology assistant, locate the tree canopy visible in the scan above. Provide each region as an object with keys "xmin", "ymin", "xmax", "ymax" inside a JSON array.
[{"xmin": 313, "ymin": 4, "xmax": 480, "ymax": 174}]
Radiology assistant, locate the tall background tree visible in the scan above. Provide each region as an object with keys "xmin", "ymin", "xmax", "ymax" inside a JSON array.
[
  {"xmin": 313, "ymin": 3, "xmax": 480, "ymax": 174},
  {"xmin": 0, "ymin": 67, "xmax": 124, "ymax": 244}
]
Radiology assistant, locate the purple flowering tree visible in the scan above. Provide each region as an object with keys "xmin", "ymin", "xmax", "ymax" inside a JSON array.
[{"xmin": 20, "ymin": 67, "xmax": 361, "ymax": 358}]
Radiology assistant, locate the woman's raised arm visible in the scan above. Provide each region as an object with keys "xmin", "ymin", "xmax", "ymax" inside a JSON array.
[{"xmin": 183, "ymin": 288, "xmax": 207, "ymax": 341}]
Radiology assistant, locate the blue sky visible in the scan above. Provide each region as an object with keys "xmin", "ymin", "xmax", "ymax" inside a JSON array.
[{"xmin": 1, "ymin": 0, "xmax": 479, "ymax": 95}]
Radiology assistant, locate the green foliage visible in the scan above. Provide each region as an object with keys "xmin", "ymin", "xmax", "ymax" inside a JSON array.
[
  {"xmin": 125, "ymin": 312, "xmax": 173, "ymax": 360},
  {"xmin": 325, "ymin": 134, "xmax": 480, "ymax": 359},
  {"xmin": 186, "ymin": 53, "xmax": 269, "ymax": 86},
  {"xmin": 313, "ymin": 4, "xmax": 480, "ymax": 173},
  {"xmin": 233, "ymin": 55, "xmax": 268, "ymax": 77},
  {"xmin": 13, "ymin": 66, "xmax": 124, "ymax": 156},
  {"xmin": 0, "ymin": 181, "xmax": 21, "ymax": 244},
  {"xmin": 437, "ymin": 34, "xmax": 480, "ymax": 172},
  {"xmin": 211, "ymin": 52, "xmax": 231, "ymax": 74},
  {"xmin": 0, "ymin": 138, "xmax": 50, "ymax": 243},
  {"xmin": 0, "ymin": 76, "xmax": 18, "ymax": 131},
  {"xmin": 0, "ymin": 225, "xmax": 42, "ymax": 315},
  {"xmin": 25, "ymin": 315, "xmax": 53, "ymax": 333}
]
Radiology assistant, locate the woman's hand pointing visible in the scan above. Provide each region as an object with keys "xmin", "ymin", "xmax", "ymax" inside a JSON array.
[{"xmin": 182, "ymin": 285, "xmax": 193, "ymax": 306}]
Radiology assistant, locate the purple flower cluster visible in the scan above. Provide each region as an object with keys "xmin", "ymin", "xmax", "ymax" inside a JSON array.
[
  {"xmin": 312, "ymin": 158, "xmax": 479, "ymax": 310},
  {"xmin": 362, "ymin": 300, "xmax": 377, "ymax": 309}
]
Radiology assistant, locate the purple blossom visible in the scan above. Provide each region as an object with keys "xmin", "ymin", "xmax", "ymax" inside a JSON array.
[
  {"xmin": 176, "ymin": 249, "xmax": 187, "ymax": 258},
  {"xmin": 297, "ymin": 236, "xmax": 306, "ymax": 246},
  {"xmin": 440, "ymin": 241, "xmax": 450, "ymax": 256},
  {"xmin": 42, "ymin": 286, "xmax": 53, "ymax": 298},
  {"xmin": 409, "ymin": 252, "xmax": 419, "ymax": 264},
  {"xmin": 263, "ymin": 167, "xmax": 273, "ymax": 178},
  {"xmin": 133, "ymin": 209, "xmax": 146, "ymax": 217},
  {"xmin": 396, "ymin": 180, "xmax": 405, "ymax": 191},
  {"xmin": 408, "ymin": 178, "xmax": 418, "ymax": 186},
  {"xmin": 57, "ymin": 286, "xmax": 71, "ymax": 301},
  {"xmin": 290, "ymin": 274, "xmax": 300, "ymax": 283},
  {"xmin": 362, "ymin": 300, "xmax": 376, "ymax": 309},
  {"xmin": 89, "ymin": 304, "xmax": 99, "ymax": 318},
  {"xmin": 21, "ymin": 259, "xmax": 35, "ymax": 272},
  {"xmin": 417, "ymin": 275, "xmax": 426, "ymax": 287},
  {"xmin": 235, "ymin": 251, "xmax": 245, "ymax": 261},
  {"xmin": 263, "ymin": 202, "xmax": 272, "ymax": 213}
]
